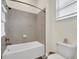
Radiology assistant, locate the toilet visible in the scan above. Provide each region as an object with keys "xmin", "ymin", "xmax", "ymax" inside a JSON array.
[{"xmin": 48, "ymin": 42, "xmax": 76, "ymax": 59}]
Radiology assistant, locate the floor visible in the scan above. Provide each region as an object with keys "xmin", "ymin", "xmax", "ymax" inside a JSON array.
[{"xmin": 36, "ymin": 52, "xmax": 55, "ymax": 59}]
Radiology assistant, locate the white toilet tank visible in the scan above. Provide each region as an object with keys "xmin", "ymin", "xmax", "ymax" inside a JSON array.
[{"xmin": 56, "ymin": 42, "xmax": 76, "ymax": 59}]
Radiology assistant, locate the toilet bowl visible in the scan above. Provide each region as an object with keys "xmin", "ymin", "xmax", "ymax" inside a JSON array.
[{"xmin": 48, "ymin": 42, "xmax": 76, "ymax": 59}]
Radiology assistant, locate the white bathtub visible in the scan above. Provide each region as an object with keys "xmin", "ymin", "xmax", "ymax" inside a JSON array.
[{"xmin": 2, "ymin": 41, "xmax": 44, "ymax": 59}]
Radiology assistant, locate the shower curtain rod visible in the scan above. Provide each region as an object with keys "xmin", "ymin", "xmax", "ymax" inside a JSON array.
[{"xmin": 10, "ymin": 0, "xmax": 45, "ymax": 13}]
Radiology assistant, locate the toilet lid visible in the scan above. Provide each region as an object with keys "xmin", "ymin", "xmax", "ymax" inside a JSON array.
[{"xmin": 48, "ymin": 54, "xmax": 66, "ymax": 59}]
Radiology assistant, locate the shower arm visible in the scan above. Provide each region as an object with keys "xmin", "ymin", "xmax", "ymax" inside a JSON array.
[{"xmin": 10, "ymin": 0, "xmax": 46, "ymax": 13}]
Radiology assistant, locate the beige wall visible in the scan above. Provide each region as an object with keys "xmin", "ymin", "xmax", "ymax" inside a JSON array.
[
  {"xmin": 37, "ymin": 0, "xmax": 47, "ymax": 9},
  {"xmin": 56, "ymin": 17, "xmax": 77, "ymax": 44},
  {"xmin": 46, "ymin": 0, "xmax": 56, "ymax": 53},
  {"xmin": 6, "ymin": 9, "xmax": 45, "ymax": 44},
  {"xmin": 5, "ymin": 9, "xmax": 37, "ymax": 44},
  {"xmin": 36, "ymin": 11, "xmax": 45, "ymax": 44}
]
